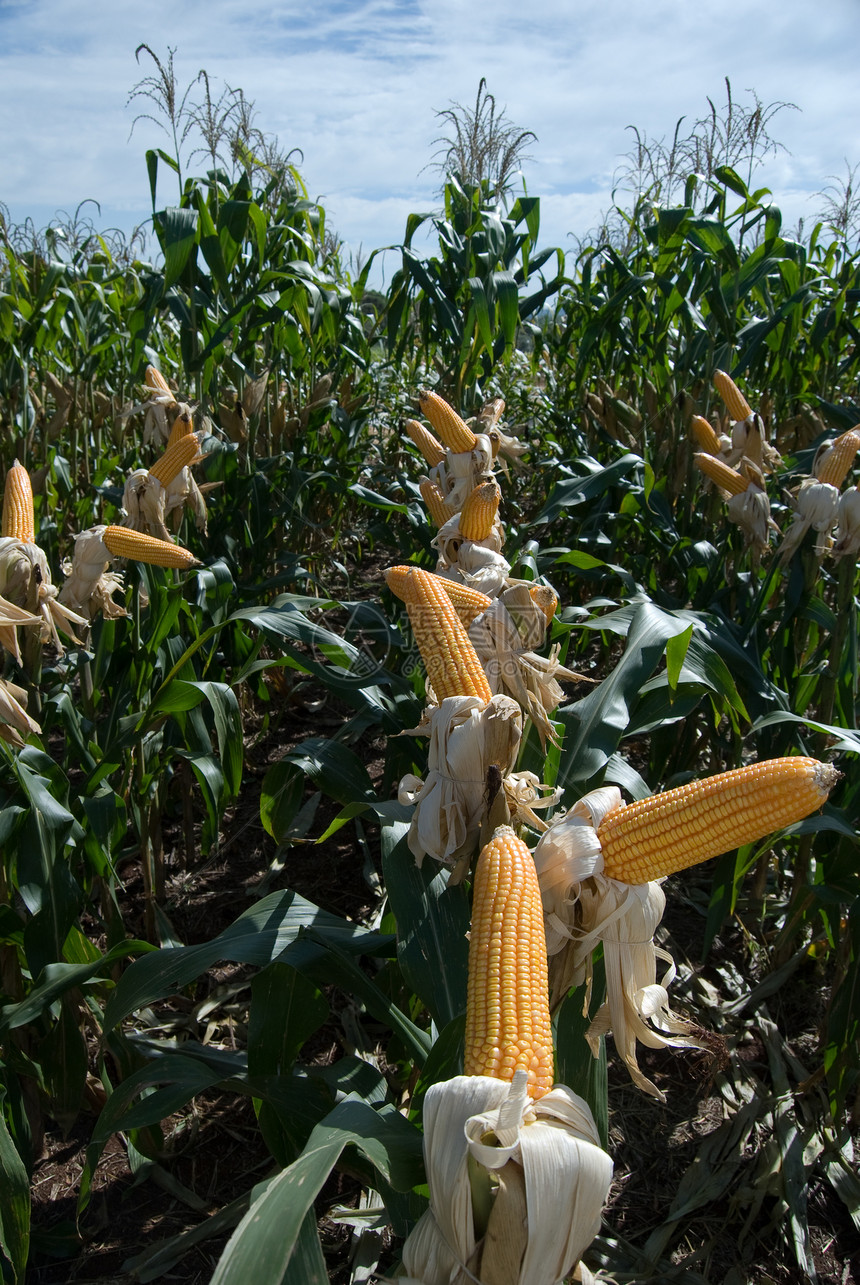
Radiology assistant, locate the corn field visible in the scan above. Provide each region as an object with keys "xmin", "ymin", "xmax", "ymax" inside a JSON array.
[{"xmin": 0, "ymin": 115, "xmax": 859, "ymax": 1285}]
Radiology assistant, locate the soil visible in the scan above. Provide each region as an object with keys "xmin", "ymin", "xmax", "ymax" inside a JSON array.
[{"xmin": 23, "ymin": 641, "xmax": 860, "ymax": 1285}]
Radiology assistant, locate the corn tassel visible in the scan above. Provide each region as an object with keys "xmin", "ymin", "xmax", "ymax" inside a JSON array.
[
  {"xmin": 149, "ymin": 432, "xmax": 201, "ymax": 487},
  {"xmin": 694, "ymin": 451, "xmax": 749, "ymax": 496},
  {"xmin": 2, "ymin": 462, "xmax": 35, "ymax": 543},
  {"xmin": 386, "ymin": 566, "xmax": 492, "ymax": 702},
  {"xmin": 418, "ymin": 388, "xmax": 477, "ymax": 454},
  {"xmin": 102, "ymin": 525, "xmax": 200, "ymax": 569},
  {"xmin": 597, "ymin": 757, "xmax": 839, "ymax": 885},
  {"xmin": 465, "ymin": 826, "xmax": 555, "ymax": 1099},
  {"xmin": 713, "ymin": 370, "xmax": 753, "ymax": 422},
  {"xmin": 690, "ymin": 415, "xmax": 723, "ymax": 455},
  {"xmin": 419, "ymin": 479, "xmax": 455, "ymax": 527},
  {"xmin": 405, "ymin": 418, "xmax": 446, "ymax": 468},
  {"xmin": 458, "ymin": 481, "xmax": 500, "ymax": 541}
]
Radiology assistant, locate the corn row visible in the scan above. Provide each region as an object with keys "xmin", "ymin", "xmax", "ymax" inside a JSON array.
[
  {"xmin": 465, "ymin": 827, "xmax": 554, "ymax": 1099},
  {"xmin": 418, "ymin": 388, "xmax": 477, "ymax": 454},
  {"xmin": 713, "ymin": 369, "xmax": 752, "ymax": 422},
  {"xmin": 2, "ymin": 461, "xmax": 35, "ymax": 543},
  {"xmin": 597, "ymin": 757, "xmax": 839, "ymax": 884},
  {"xmin": 103, "ymin": 525, "xmax": 200, "ymax": 569}
]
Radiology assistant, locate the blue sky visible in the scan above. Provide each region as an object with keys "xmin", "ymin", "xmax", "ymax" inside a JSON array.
[{"xmin": 2, "ymin": 0, "xmax": 858, "ymax": 284}]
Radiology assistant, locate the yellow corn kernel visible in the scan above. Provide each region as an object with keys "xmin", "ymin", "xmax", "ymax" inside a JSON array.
[
  {"xmin": 2, "ymin": 461, "xmax": 35, "ymax": 543},
  {"xmin": 149, "ymin": 432, "xmax": 201, "ymax": 488},
  {"xmin": 387, "ymin": 566, "xmax": 491, "ymax": 702},
  {"xmin": 815, "ymin": 430, "xmax": 860, "ymax": 488},
  {"xmin": 690, "ymin": 415, "xmax": 723, "ymax": 455},
  {"xmin": 102, "ymin": 525, "xmax": 200, "ymax": 569},
  {"xmin": 418, "ymin": 388, "xmax": 477, "ymax": 454},
  {"xmin": 465, "ymin": 826, "xmax": 555, "ymax": 1100},
  {"xmin": 713, "ymin": 370, "xmax": 753, "ymax": 422},
  {"xmin": 145, "ymin": 366, "xmax": 172, "ymax": 395},
  {"xmin": 405, "ymin": 418, "xmax": 446, "ymax": 468},
  {"xmin": 458, "ymin": 481, "xmax": 500, "ymax": 542},
  {"xmin": 386, "ymin": 565, "xmax": 490, "ymax": 629},
  {"xmin": 597, "ymin": 757, "xmax": 839, "ymax": 885},
  {"xmin": 166, "ymin": 408, "xmax": 195, "ymax": 449},
  {"xmin": 694, "ymin": 451, "xmax": 749, "ymax": 496},
  {"xmin": 419, "ymin": 479, "xmax": 455, "ymax": 527},
  {"xmin": 528, "ymin": 584, "xmax": 558, "ymax": 625}
]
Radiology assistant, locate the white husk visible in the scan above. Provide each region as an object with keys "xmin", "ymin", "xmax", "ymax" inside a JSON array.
[
  {"xmin": 436, "ymin": 544, "xmax": 512, "ymax": 598},
  {"xmin": 400, "ymin": 1071, "xmax": 613, "ymax": 1285},
  {"xmin": 0, "ymin": 539, "xmax": 87, "ymax": 651},
  {"xmin": 532, "ymin": 787, "xmax": 702, "ymax": 1100},
  {"xmin": 833, "ymin": 487, "xmax": 860, "ymax": 558},
  {"xmin": 0, "ymin": 594, "xmax": 41, "ymax": 665},
  {"xmin": 726, "ymin": 483, "xmax": 775, "ymax": 557},
  {"xmin": 779, "ymin": 477, "xmax": 839, "ymax": 560},
  {"xmin": 59, "ymin": 527, "xmax": 127, "ymax": 621},
  {"xmin": 398, "ymin": 695, "xmax": 521, "ymax": 870},
  {"xmin": 431, "ymin": 434, "xmax": 494, "ymax": 511},
  {"xmin": 468, "ymin": 590, "xmax": 586, "ymax": 748},
  {"xmin": 0, "ymin": 678, "xmax": 40, "ymax": 746}
]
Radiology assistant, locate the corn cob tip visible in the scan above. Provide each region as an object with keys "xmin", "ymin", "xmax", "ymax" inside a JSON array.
[
  {"xmin": 458, "ymin": 480, "xmax": 501, "ymax": 542},
  {"xmin": 102, "ymin": 525, "xmax": 201, "ymax": 569},
  {"xmin": 713, "ymin": 369, "xmax": 753, "ymax": 422},
  {"xmin": 417, "ymin": 388, "xmax": 477, "ymax": 454},
  {"xmin": 596, "ymin": 756, "xmax": 839, "ymax": 885}
]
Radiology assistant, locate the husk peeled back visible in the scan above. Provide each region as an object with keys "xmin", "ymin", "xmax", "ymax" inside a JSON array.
[
  {"xmin": 398, "ymin": 695, "xmax": 522, "ymax": 877},
  {"xmin": 533, "ymin": 787, "xmax": 704, "ymax": 1100},
  {"xmin": 400, "ymin": 1071, "xmax": 613, "ymax": 1285}
]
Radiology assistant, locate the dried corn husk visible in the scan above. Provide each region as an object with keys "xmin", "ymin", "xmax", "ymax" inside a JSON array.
[
  {"xmin": 0, "ymin": 538, "xmax": 87, "ymax": 651},
  {"xmin": 0, "ymin": 678, "xmax": 41, "ymax": 746},
  {"xmin": 533, "ymin": 786, "xmax": 703, "ymax": 1100},
  {"xmin": 400, "ymin": 1070, "xmax": 612, "ymax": 1285},
  {"xmin": 398, "ymin": 694, "xmax": 521, "ymax": 879},
  {"xmin": 59, "ymin": 527, "xmax": 127, "ymax": 620},
  {"xmin": 778, "ymin": 477, "xmax": 840, "ymax": 561}
]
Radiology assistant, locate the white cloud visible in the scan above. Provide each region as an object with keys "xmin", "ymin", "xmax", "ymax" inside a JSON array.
[{"xmin": 2, "ymin": 0, "xmax": 858, "ymax": 281}]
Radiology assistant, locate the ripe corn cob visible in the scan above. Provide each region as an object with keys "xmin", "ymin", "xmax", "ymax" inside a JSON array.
[
  {"xmin": 690, "ymin": 415, "xmax": 723, "ymax": 455},
  {"xmin": 145, "ymin": 365, "xmax": 172, "ymax": 395},
  {"xmin": 166, "ymin": 408, "xmax": 195, "ymax": 449},
  {"xmin": 458, "ymin": 481, "xmax": 500, "ymax": 541},
  {"xmin": 465, "ymin": 826, "xmax": 555, "ymax": 1099},
  {"xmin": 597, "ymin": 757, "xmax": 839, "ymax": 885},
  {"xmin": 385, "ymin": 565, "xmax": 491, "ymax": 628},
  {"xmin": 694, "ymin": 451, "xmax": 749, "ymax": 496},
  {"xmin": 405, "ymin": 418, "xmax": 446, "ymax": 468},
  {"xmin": 102, "ymin": 525, "xmax": 200, "ymax": 569},
  {"xmin": 418, "ymin": 389, "xmax": 477, "ymax": 454},
  {"xmin": 419, "ymin": 479, "xmax": 455, "ymax": 527},
  {"xmin": 2, "ymin": 461, "xmax": 35, "ymax": 543},
  {"xmin": 713, "ymin": 370, "xmax": 753, "ymax": 422},
  {"xmin": 815, "ymin": 430, "xmax": 860, "ymax": 487},
  {"xmin": 386, "ymin": 566, "xmax": 492, "ymax": 702},
  {"xmin": 529, "ymin": 584, "xmax": 558, "ymax": 625},
  {"xmin": 149, "ymin": 432, "xmax": 201, "ymax": 487}
]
